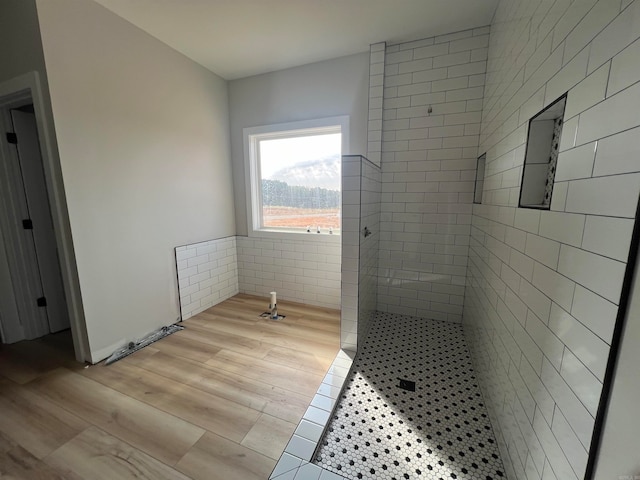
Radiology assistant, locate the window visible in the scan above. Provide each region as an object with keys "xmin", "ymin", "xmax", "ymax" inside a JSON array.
[
  {"xmin": 474, "ymin": 153, "xmax": 486, "ymax": 204},
  {"xmin": 244, "ymin": 116, "xmax": 348, "ymax": 238},
  {"xmin": 519, "ymin": 94, "xmax": 567, "ymax": 209}
]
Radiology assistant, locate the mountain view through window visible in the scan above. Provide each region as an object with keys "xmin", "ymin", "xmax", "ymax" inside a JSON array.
[{"xmin": 259, "ymin": 133, "xmax": 341, "ymax": 231}]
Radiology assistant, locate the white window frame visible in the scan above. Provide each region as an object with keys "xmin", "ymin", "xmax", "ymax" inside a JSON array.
[{"xmin": 243, "ymin": 116, "xmax": 349, "ymax": 241}]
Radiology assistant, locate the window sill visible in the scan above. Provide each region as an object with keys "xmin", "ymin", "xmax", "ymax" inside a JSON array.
[{"xmin": 248, "ymin": 229, "xmax": 341, "ymax": 243}]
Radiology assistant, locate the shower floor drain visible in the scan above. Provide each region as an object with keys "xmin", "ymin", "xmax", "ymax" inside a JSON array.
[{"xmin": 314, "ymin": 312, "xmax": 506, "ymax": 480}]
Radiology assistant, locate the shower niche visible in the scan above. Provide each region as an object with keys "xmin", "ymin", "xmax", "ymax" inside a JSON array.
[{"xmin": 519, "ymin": 94, "xmax": 567, "ymax": 209}]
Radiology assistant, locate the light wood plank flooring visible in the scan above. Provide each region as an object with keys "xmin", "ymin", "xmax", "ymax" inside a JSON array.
[{"xmin": 0, "ymin": 294, "xmax": 340, "ymax": 479}]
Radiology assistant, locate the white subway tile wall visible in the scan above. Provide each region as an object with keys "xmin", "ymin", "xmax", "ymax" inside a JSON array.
[
  {"xmin": 358, "ymin": 158, "xmax": 381, "ymax": 346},
  {"xmin": 237, "ymin": 236, "xmax": 341, "ymax": 310},
  {"xmin": 341, "ymin": 156, "xmax": 361, "ymax": 351},
  {"xmin": 367, "ymin": 42, "xmax": 385, "ymax": 167},
  {"xmin": 175, "ymin": 236, "xmax": 239, "ymax": 320},
  {"xmin": 464, "ymin": 2, "xmax": 640, "ymax": 480},
  {"xmin": 377, "ymin": 26, "xmax": 489, "ymax": 321},
  {"xmin": 340, "ymin": 155, "xmax": 382, "ymax": 353}
]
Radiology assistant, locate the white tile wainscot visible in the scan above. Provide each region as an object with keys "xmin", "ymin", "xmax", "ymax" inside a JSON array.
[
  {"xmin": 269, "ymin": 350, "xmax": 354, "ymax": 480},
  {"xmin": 175, "ymin": 236, "xmax": 239, "ymax": 320},
  {"xmin": 237, "ymin": 235, "xmax": 341, "ymax": 310}
]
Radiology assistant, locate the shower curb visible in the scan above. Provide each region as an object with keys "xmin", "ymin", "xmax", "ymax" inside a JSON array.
[{"xmin": 269, "ymin": 349, "xmax": 355, "ymax": 480}]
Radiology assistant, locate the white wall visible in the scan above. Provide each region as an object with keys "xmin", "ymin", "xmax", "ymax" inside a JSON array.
[
  {"xmin": 0, "ymin": 0, "xmax": 46, "ymax": 83},
  {"xmin": 377, "ymin": 28, "xmax": 489, "ymax": 322},
  {"xmin": 228, "ymin": 52, "xmax": 370, "ymax": 236},
  {"xmin": 464, "ymin": 1, "xmax": 640, "ymax": 479},
  {"xmin": 35, "ymin": 0, "xmax": 236, "ymax": 362},
  {"xmin": 228, "ymin": 52, "xmax": 368, "ymax": 310}
]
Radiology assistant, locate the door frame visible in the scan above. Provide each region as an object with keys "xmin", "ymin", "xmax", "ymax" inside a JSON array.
[{"xmin": 0, "ymin": 71, "xmax": 89, "ymax": 362}]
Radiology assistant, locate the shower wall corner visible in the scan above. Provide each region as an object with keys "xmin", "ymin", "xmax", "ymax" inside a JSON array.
[{"xmin": 341, "ymin": 155, "xmax": 381, "ymax": 353}]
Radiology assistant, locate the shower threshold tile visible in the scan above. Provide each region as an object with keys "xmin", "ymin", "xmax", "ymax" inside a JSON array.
[
  {"xmin": 295, "ymin": 420, "xmax": 325, "ymax": 443},
  {"xmin": 271, "ymin": 348, "xmax": 353, "ymax": 480},
  {"xmin": 310, "ymin": 394, "xmax": 336, "ymax": 412},
  {"xmin": 314, "ymin": 311, "xmax": 507, "ymax": 480},
  {"xmin": 323, "ymin": 373, "xmax": 348, "ymax": 389},
  {"xmin": 285, "ymin": 435, "xmax": 316, "ymax": 461},
  {"xmin": 317, "ymin": 382, "xmax": 344, "ymax": 400},
  {"xmin": 272, "ymin": 452, "xmax": 303, "ymax": 477},
  {"xmin": 293, "ymin": 462, "xmax": 324, "ymax": 480},
  {"xmin": 303, "ymin": 406, "xmax": 331, "ymax": 426}
]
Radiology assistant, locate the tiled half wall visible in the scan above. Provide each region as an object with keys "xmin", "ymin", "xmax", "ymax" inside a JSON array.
[
  {"xmin": 341, "ymin": 155, "xmax": 381, "ymax": 352},
  {"xmin": 176, "ymin": 235, "xmax": 341, "ymax": 319},
  {"xmin": 237, "ymin": 236, "xmax": 341, "ymax": 310},
  {"xmin": 175, "ymin": 236, "xmax": 239, "ymax": 320}
]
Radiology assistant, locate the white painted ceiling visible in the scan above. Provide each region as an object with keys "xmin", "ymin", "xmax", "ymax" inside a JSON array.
[{"xmin": 93, "ymin": 0, "xmax": 498, "ymax": 80}]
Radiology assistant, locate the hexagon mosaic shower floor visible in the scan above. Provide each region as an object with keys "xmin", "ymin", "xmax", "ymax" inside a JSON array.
[{"xmin": 314, "ymin": 312, "xmax": 506, "ymax": 480}]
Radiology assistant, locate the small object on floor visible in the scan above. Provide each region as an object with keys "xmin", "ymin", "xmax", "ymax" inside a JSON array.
[
  {"xmin": 261, "ymin": 291, "xmax": 285, "ymax": 319},
  {"xmin": 259, "ymin": 312, "xmax": 286, "ymax": 320},
  {"xmin": 269, "ymin": 291, "xmax": 278, "ymax": 319},
  {"xmin": 104, "ymin": 323, "xmax": 184, "ymax": 365},
  {"xmin": 397, "ymin": 377, "xmax": 416, "ymax": 391}
]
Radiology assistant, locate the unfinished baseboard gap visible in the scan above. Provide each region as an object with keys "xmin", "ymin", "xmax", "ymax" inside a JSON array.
[{"xmin": 104, "ymin": 323, "xmax": 184, "ymax": 365}]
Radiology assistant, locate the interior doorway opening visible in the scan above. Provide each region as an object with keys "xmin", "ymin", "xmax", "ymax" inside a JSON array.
[
  {"xmin": 0, "ymin": 72, "xmax": 89, "ymax": 363},
  {"xmin": 0, "ymin": 95, "xmax": 69, "ymax": 344}
]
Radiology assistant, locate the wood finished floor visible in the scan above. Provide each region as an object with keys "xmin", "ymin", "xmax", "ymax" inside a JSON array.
[{"xmin": 0, "ymin": 294, "xmax": 340, "ymax": 479}]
